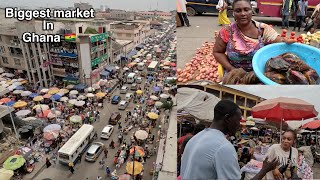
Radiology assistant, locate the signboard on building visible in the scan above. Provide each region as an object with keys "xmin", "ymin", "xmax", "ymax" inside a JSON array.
[
  {"xmin": 91, "ymin": 54, "xmax": 108, "ymax": 67},
  {"xmin": 90, "ymin": 33, "xmax": 109, "ymax": 43}
]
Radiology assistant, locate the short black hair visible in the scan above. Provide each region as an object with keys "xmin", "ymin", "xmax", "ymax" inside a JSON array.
[
  {"xmin": 214, "ymin": 100, "xmax": 240, "ymax": 121},
  {"xmin": 232, "ymin": 0, "xmax": 252, "ymax": 9},
  {"xmin": 283, "ymin": 129, "xmax": 297, "ymax": 140},
  {"xmin": 194, "ymin": 124, "xmax": 206, "ymax": 135}
]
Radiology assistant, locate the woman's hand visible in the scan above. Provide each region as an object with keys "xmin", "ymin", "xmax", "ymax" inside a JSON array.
[
  {"xmin": 272, "ymin": 168, "xmax": 283, "ymax": 180},
  {"xmin": 283, "ymin": 38, "xmax": 296, "ymax": 44}
]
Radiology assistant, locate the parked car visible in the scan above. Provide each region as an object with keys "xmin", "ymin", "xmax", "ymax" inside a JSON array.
[
  {"xmin": 186, "ymin": 0, "xmax": 232, "ymax": 16},
  {"xmin": 136, "ymin": 77, "xmax": 143, "ymax": 84},
  {"xmin": 101, "ymin": 125, "xmax": 114, "ymax": 139},
  {"xmin": 111, "ymin": 95, "xmax": 121, "ymax": 104},
  {"xmin": 125, "ymin": 93, "xmax": 133, "ymax": 101},
  {"xmin": 85, "ymin": 142, "xmax": 104, "ymax": 162},
  {"xmin": 131, "ymin": 83, "xmax": 137, "ymax": 91},
  {"xmin": 109, "ymin": 112, "xmax": 121, "ymax": 125},
  {"xmin": 120, "ymin": 86, "xmax": 129, "ymax": 94},
  {"xmin": 118, "ymin": 100, "xmax": 129, "ymax": 110}
]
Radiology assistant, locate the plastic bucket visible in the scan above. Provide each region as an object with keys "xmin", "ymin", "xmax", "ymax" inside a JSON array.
[{"xmin": 252, "ymin": 43, "xmax": 320, "ymax": 85}]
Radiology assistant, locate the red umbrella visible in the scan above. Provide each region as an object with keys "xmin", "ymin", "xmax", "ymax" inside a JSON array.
[
  {"xmin": 252, "ymin": 97, "xmax": 318, "ymax": 121},
  {"xmin": 170, "ymin": 62, "xmax": 176, "ymax": 67},
  {"xmin": 302, "ymin": 120, "xmax": 320, "ymax": 130}
]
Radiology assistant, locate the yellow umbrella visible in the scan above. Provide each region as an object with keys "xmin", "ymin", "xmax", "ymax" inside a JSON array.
[
  {"xmin": 136, "ymin": 90, "xmax": 143, "ymax": 95},
  {"xmin": 59, "ymin": 89, "xmax": 69, "ymax": 93},
  {"xmin": 48, "ymin": 89, "xmax": 59, "ymax": 95},
  {"xmin": 0, "ymin": 168, "xmax": 14, "ymax": 180},
  {"xmin": 13, "ymin": 101, "xmax": 28, "ymax": 108},
  {"xmin": 147, "ymin": 112, "xmax": 158, "ymax": 119},
  {"xmin": 126, "ymin": 161, "xmax": 143, "ymax": 175},
  {"xmin": 20, "ymin": 80, "xmax": 28, "ymax": 85},
  {"xmin": 96, "ymin": 92, "xmax": 105, "ymax": 98},
  {"xmin": 33, "ymin": 96, "xmax": 44, "ymax": 102}
]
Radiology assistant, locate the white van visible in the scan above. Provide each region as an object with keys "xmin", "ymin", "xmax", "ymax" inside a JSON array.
[
  {"xmin": 127, "ymin": 73, "xmax": 136, "ymax": 84},
  {"xmin": 137, "ymin": 62, "xmax": 145, "ymax": 71}
]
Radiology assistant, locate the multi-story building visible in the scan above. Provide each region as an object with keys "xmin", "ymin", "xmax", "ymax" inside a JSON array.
[
  {"xmin": 74, "ymin": 3, "xmax": 93, "ymax": 10},
  {"xmin": 109, "ymin": 9, "xmax": 135, "ymax": 21},
  {"xmin": 136, "ymin": 11, "xmax": 173, "ymax": 20}
]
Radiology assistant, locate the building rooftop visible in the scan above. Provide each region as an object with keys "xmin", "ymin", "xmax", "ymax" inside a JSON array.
[{"xmin": 0, "ymin": 26, "xmax": 17, "ymax": 36}]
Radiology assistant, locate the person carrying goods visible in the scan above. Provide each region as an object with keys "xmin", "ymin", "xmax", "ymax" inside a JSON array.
[
  {"xmin": 109, "ymin": 140, "xmax": 115, "ymax": 149},
  {"xmin": 106, "ymin": 166, "xmax": 111, "ymax": 177},
  {"xmin": 99, "ymin": 159, "xmax": 105, "ymax": 169}
]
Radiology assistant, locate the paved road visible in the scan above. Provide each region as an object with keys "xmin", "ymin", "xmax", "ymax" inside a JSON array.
[{"xmin": 177, "ymin": 15, "xmax": 306, "ymax": 69}]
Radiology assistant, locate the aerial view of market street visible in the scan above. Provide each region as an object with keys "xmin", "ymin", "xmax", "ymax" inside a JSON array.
[
  {"xmin": 177, "ymin": 84, "xmax": 320, "ymax": 179},
  {"xmin": 0, "ymin": 0, "xmax": 177, "ymax": 180},
  {"xmin": 177, "ymin": 0, "xmax": 320, "ymax": 85}
]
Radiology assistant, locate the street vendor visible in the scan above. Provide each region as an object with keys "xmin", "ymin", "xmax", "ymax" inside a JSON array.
[{"xmin": 212, "ymin": 0, "xmax": 295, "ymax": 73}]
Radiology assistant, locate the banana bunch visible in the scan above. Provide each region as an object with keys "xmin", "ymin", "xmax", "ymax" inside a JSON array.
[{"xmin": 301, "ymin": 31, "xmax": 320, "ymax": 46}]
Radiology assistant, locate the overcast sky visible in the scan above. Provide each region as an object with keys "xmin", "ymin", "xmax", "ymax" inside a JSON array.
[
  {"xmin": 0, "ymin": 0, "xmax": 175, "ymax": 11},
  {"xmin": 228, "ymin": 85, "xmax": 320, "ymax": 113}
]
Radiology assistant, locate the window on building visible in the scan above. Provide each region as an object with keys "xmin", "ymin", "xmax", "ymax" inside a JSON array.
[
  {"xmin": 79, "ymin": 27, "xmax": 83, "ymax": 33},
  {"xmin": 103, "ymin": 27, "xmax": 106, "ymax": 33},
  {"xmin": 0, "ymin": 46, "xmax": 5, "ymax": 54},
  {"xmin": 14, "ymin": 58, "xmax": 21, "ymax": 66},
  {"xmin": 2, "ymin": 57, "xmax": 8, "ymax": 64}
]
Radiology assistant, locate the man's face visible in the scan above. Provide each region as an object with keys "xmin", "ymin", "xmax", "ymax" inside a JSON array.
[{"xmin": 225, "ymin": 109, "xmax": 242, "ymax": 136}]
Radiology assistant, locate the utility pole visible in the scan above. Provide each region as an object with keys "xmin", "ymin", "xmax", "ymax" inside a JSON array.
[{"xmin": 7, "ymin": 105, "xmax": 19, "ymax": 140}]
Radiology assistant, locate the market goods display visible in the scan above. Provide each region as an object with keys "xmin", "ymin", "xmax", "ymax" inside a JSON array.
[
  {"xmin": 176, "ymin": 42, "xmax": 222, "ymax": 83},
  {"xmin": 264, "ymin": 52, "xmax": 319, "ymax": 84}
]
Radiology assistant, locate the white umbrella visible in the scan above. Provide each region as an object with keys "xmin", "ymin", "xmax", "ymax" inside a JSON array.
[
  {"xmin": 40, "ymin": 88, "xmax": 49, "ymax": 93},
  {"xmin": 43, "ymin": 124, "xmax": 61, "ymax": 132},
  {"xmin": 56, "ymin": 92, "xmax": 65, "ymax": 96},
  {"xmin": 70, "ymin": 115, "xmax": 82, "ymax": 123},
  {"xmin": 135, "ymin": 130, "xmax": 149, "ymax": 140},
  {"xmin": 68, "ymin": 99, "xmax": 77, "ymax": 105},
  {"xmin": 77, "ymin": 95, "xmax": 86, "ymax": 100},
  {"xmin": 123, "ymin": 67, "xmax": 129, "ymax": 71},
  {"xmin": 115, "ymin": 66, "xmax": 120, "ymax": 70},
  {"xmin": 21, "ymin": 91, "xmax": 32, "ymax": 97},
  {"xmin": 85, "ymin": 87, "xmax": 95, "ymax": 92},
  {"xmin": 60, "ymin": 97, "xmax": 69, "ymax": 102},
  {"xmin": 2, "ymin": 73, "xmax": 15, "ymax": 77},
  {"xmin": 75, "ymin": 100, "xmax": 85, "ymax": 107},
  {"xmin": 92, "ymin": 84, "xmax": 100, "ymax": 89},
  {"xmin": 15, "ymin": 110, "xmax": 31, "ymax": 117},
  {"xmin": 18, "ymin": 78, "xmax": 25, "ymax": 81},
  {"xmin": 13, "ymin": 90, "xmax": 23, "ymax": 94},
  {"xmin": 155, "ymin": 101, "xmax": 163, "ymax": 107},
  {"xmin": 1, "ymin": 84, "xmax": 8, "ymax": 88},
  {"xmin": 22, "ymin": 117, "xmax": 37, "ymax": 121},
  {"xmin": 160, "ymin": 94, "xmax": 170, "ymax": 99},
  {"xmin": 69, "ymin": 90, "xmax": 79, "ymax": 95},
  {"xmin": 12, "ymin": 82, "xmax": 21, "ymax": 86},
  {"xmin": 86, "ymin": 93, "xmax": 95, "ymax": 98},
  {"xmin": 48, "ymin": 111, "xmax": 61, "ymax": 119},
  {"xmin": 150, "ymin": 95, "xmax": 159, "ymax": 101},
  {"xmin": 33, "ymin": 104, "xmax": 50, "ymax": 111},
  {"xmin": 0, "ymin": 81, "xmax": 6, "ymax": 85},
  {"xmin": 8, "ymin": 85, "xmax": 17, "ymax": 91},
  {"xmin": 65, "ymin": 85, "xmax": 74, "ymax": 89}
]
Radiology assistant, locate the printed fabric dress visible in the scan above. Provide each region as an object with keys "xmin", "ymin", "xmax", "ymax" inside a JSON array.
[{"xmin": 219, "ymin": 20, "xmax": 279, "ymax": 72}]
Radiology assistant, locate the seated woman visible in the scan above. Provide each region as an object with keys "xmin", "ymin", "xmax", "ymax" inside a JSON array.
[{"xmin": 213, "ymin": 0, "xmax": 295, "ymax": 73}]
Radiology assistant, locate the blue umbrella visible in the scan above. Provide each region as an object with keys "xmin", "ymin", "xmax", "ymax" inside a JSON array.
[
  {"xmin": 147, "ymin": 76, "xmax": 153, "ymax": 81},
  {"xmin": 51, "ymin": 94, "xmax": 61, "ymax": 101},
  {"xmin": 15, "ymin": 86, "xmax": 25, "ymax": 90},
  {"xmin": 153, "ymin": 86, "xmax": 161, "ymax": 92},
  {"xmin": 29, "ymin": 93, "xmax": 39, "ymax": 98},
  {"xmin": 5, "ymin": 101, "xmax": 16, "ymax": 106}
]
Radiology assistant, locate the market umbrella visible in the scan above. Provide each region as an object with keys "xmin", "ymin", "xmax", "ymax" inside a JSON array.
[
  {"xmin": 3, "ymin": 155, "xmax": 26, "ymax": 170},
  {"xmin": 43, "ymin": 131, "xmax": 59, "ymax": 140},
  {"xmin": 130, "ymin": 146, "xmax": 145, "ymax": 157},
  {"xmin": 153, "ymin": 86, "xmax": 161, "ymax": 92},
  {"xmin": 49, "ymin": 87, "xmax": 59, "ymax": 91},
  {"xmin": 134, "ymin": 130, "xmax": 149, "ymax": 140},
  {"xmin": 136, "ymin": 90, "xmax": 143, "ymax": 95},
  {"xmin": 170, "ymin": 62, "xmax": 176, "ymax": 67},
  {"xmin": 40, "ymin": 88, "xmax": 49, "ymax": 93},
  {"xmin": 302, "ymin": 120, "xmax": 320, "ymax": 130},
  {"xmin": 70, "ymin": 115, "xmax": 82, "ymax": 123},
  {"xmin": 13, "ymin": 101, "xmax": 28, "ymax": 108},
  {"xmin": 14, "ymin": 85, "xmax": 24, "ymax": 90},
  {"xmin": 4, "ymin": 101, "xmax": 15, "ymax": 107},
  {"xmin": 22, "ymin": 117, "xmax": 37, "ymax": 121},
  {"xmin": 86, "ymin": 93, "xmax": 95, "ymax": 98},
  {"xmin": 118, "ymin": 174, "xmax": 131, "ymax": 180},
  {"xmin": 47, "ymin": 110, "xmax": 61, "ymax": 119},
  {"xmin": 0, "ymin": 98, "xmax": 11, "ymax": 103},
  {"xmin": 96, "ymin": 92, "xmax": 106, "ymax": 98},
  {"xmin": 147, "ymin": 112, "xmax": 158, "ymax": 119},
  {"xmin": 147, "ymin": 100, "xmax": 155, "ymax": 106},
  {"xmin": 92, "ymin": 84, "xmax": 100, "ymax": 90},
  {"xmin": 59, "ymin": 89, "xmax": 69, "ymax": 94},
  {"xmin": 77, "ymin": 95, "xmax": 86, "ymax": 100},
  {"xmin": 155, "ymin": 101, "xmax": 163, "ymax": 107},
  {"xmin": 33, "ymin": 96, "xmax": 44, "ymax": 102},
  {"xmin": 48, "ymin": 89, "xmax": 59, "ymax": 95},
  {"xmin": 123, "ymin": 67, "xmax": 129, "ymax": 71},
  {"xmin": 150, "ymin": 95, "xmax": 159, "ymax": 101},
  {"xmin": 56, "ymin": 92, "xmax": 65, "ymax": 96},
  {"xmin": 60, "ymin": 97, "xmax": 69, "ymax": 102},
  {"xmin": 43, "ymin": 124, "xmax": 61, "ymax": 132},
  {"xmin": 20, "ymin": 80, "xmax": 28, "ymax": 85},
  {"xmin": 21, "ymin": 91, "xmax": 32, "ymax": 97},
  {"xmin": 160, "ymin": 94, "xmax": 170, "ymax": 99},
  {"xmin": 1, "ymin": 84, "xmax": 8, "ymax": 88},
  {"xmin": 75, "ymin": 100, "xmax": 85, "ymax": 107},
  {"xmin": 13, "ymin": 90, "xmax": 23, "ymax": 94},
  {"xmin": 43, "ymin": 94, "xmax": 52, "ymax": 99},
  {"xmin": 33, "ymin": 104, "xmax": 49, "ymax": 111},
  {"xmin": 15, "ymin": 110, "xmax": 31, "ymax": 117},
  {"xmin": 68, "ymin": 99, "xmax": 77, "ymax": 105},
  {"xmin": 8, "ymin": 85, "xmax": 17, "ymax": 91},
  {"xmin": 65, "ymin": 85, "xmax": 74, "ymax": 89},
  {"xmin": 126, "ymin": 161, "xmax": 143, "ymax": 175},
  {"xmin": 0, "ymin": 168, "xmax": 14, "ymax": 180},
  {"xmin": 29, "ymin": 93, "xmax": 39, "ymax": 98},
  {"xmin": 2, "ymin": 73, "xmax": 15, "ymax": 78},
  {"xmin": 85, "ymin": 87, "xmax": 95, "ymax": 92},
  {"xmin": 51, "ymin": 94, "xmax": 61, "ymax": 101},
  {"xmin": 69, "ymin": 90, "xmax": 79, "ymax": 95},
  {"xmin": 37, "ymin": 110, "xmax": 51, "ymax": 118}
]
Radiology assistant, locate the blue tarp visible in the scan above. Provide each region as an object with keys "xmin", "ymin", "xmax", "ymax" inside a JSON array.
[
  {"xmin": 51, "ymin": 94, "xmax": 61, "ymax": 101},
  {"xmin": 15, "ymin": 86, "xmax": 25, "ymax": 90},
  {"xmin": 58, "ymin": 52, "xmax": 77, "ymax": 58},
  {"xmin": 5, "ymin": 101, "xmax": 15, "ymax": 106},
  {"xmin": 100, "ymin": 71, "xmax": 110, "ymax": 77},
  {"xmin": 63, "ymin": 75, "xmax": 78, "ymax": 82},
  {"xmin": 105, "ymin": 67, "xmax": 115, "ymax": 73},
  {"xmin": 127, "ymin": 49, "xmax": 138, "ymax": 57},
  {"xmin": 29, "ymin": 93, "xmax": 39, "ymax": 98},
  {"xmin": 73, "ymin": 83, "xmax": 87, "ymax": 90}
]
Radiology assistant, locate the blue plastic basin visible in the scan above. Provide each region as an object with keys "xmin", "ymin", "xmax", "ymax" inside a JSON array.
[{"xmin": 252, "ymin": 43, "xmax": 320, "ymax": 85}]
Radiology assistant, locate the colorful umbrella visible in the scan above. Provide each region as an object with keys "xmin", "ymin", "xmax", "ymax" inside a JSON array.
[
  {"xmin": 48, "ymin": 89, "xmax": 59, "ymax": 95},
  {"xmin": 150, "ymin": 95, "xmax": 159, "ymax": 101},
  {"xmin": 33, "ymin": 96, "xmax": 44, "ymax": 102},
  {"xmin": 37, "ymin": 110, "xmax": 51, "ymax": 118},
  {"xmin": 86, "ymin": 93, "xmax": 95, "ymax": 98},
  {"xmin": 68, "ymin": 99, "xmax": 77, "ymax": 105},
  {"xmin": 118, "ymin": 174, "xmax": 131, "ymax": 180},
  {"xmin": 96, "ymin": 92, "xmax": 106, "ymax": 98},
  {"xmin": 59, "ymin": 97, "xmax": 69, "ymax": 102},
  {"xmin": 3, "ymin": 155, "xmax": 26, "ymax": 170},
  {"xmin": 0, "ymin": 98, "xmax": 11, "ymax": 103},
  {"xmin": 153, "ymin": 86, "xmax": 161, "ymax": 92},
  {"xmin": 43, "ymin": 131, "xmax": 59, "ymax": 140},
  {"xmin": 59, "ymin": 89, "xmax": 69, "ymax": 94},
  {"xmin": 12, "ymin": 90, "xmax": 23, "ymax": 94},
  {"xmin": 69, "ymin": 90, "xmax": 78, "ymax": 95},
  {"xmin": 0, "ymin": 168, "xmax": 14, "ymax": 180},
  {"xmin": 134, "ymin": 130, "xmax": 149, "ymax": 140},
  {"xmin": 40, "ymin": 88, "xmax": 49, "ymax": 93},
  {"xmin": 51, "ymin": 94, "xmax": 61, "ymax": 101},
  {"xmin": 126, "ymin": 161, "xmax": 143, "ymax": 175},
  {"xmin": 70, "ymin": 115, "xmax": 82, "ymax": 123},
  {"xmin": 147, "ymin": 112, "xmax": 158, "ymax": 119},
  {"xmin": 47, "ymin": 110, "xmax": 61, "ymax": 119},
  {"xmin": 77, "ymin": 95, "xmax": 86, "ymax": 100},
  {"xmin": 56, "ymin": 92, "xmax": 65, "ymax": 96},
  {"xmin": 14, "ymin": 85, "xmax": 24, "ymax": 90},
  {"xmin": 170, "ymin": 62, "xmax": 176, "ymax": 67},
  {"xmin": 49, "ymin": 87, "xmax": 59, "ymax": 91},
  {"xmin": 85, "ymin": 87, "xmax": 95, "ymax": 92},
  {"xmin": 43, "ymin": 124, "xmax": 61, "ymax": 132},
  {"xmin": 65, "ymin": 85, "xmax": 74, "ymax": 89},
  {"xmin": 136, "ymin": 90, "xmax": 143, "ymax": 95},
  {"xmin": 75, "ymin": 100, "xmax": 85, "ymax": 107},
  {"xmin": 4, "ymin": 101, "xmax": 15, "ymax": 106},
  {"xmin": 33, "ymin": 104, "xmax": 49, "ymax": 111},
  {"xmin": 15, "ymin": 110, "xmax": 31, "ymax": 117},
  {"xmin": 21, "ymin": 91, "xmax": 32, "ymax": 97},
  {"xmin": 302, "ymin": 120, "xmax": 320, "ymax": 130},
  {"xmin": 147, "ymin": 100, "xmax": 155, "ymax": 106},
  {"xmin": 13, "ymin": 101, "xmax": 28, "ymax": 108},
  {"xmin": 92, "ymin": 84, "xmax": 100, "ymax": 89},
  {"xmin": 29, "ymin": 93, "xmax": 39, "ymax": 98},
  {"xmin": 43, "ymin": 94, "xmax": 52, "ymax": 99}
]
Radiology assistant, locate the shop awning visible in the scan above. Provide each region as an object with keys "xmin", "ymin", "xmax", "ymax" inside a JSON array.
[
  {"xmin": 58, "ymin": 52, "xmax": 77, "ymax": 58},
  {"xmin": 100, "ymin": 71, "xmax": 110, "ymax": 77},
  {"xmin": 127, "ymin": 49, "xmax": 138, "ymax": 57},
  {"xmin": 105, "ymin": 66, "xmax": 115, "ymax": 73},
  {"xmin": 73, "ymin": 83, "xmax": 87, "ymax": 91},
  {"xmin": 63, "ymin": 76, "xmax": 78, "ymax": 83}
]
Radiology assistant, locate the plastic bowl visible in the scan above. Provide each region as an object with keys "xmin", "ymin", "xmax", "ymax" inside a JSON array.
[{"xmin": 252, "ymin": 43, "xmax": 320, "ymax": 85}]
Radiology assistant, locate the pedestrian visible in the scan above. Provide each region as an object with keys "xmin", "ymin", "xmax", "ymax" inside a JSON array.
[
  {"xmin": 104, "ymin": 148, "xmax": 108, "ymax": 158},
  {"xmin": 180, "ymin": 100, "xmax": 278, "ymax": 179},
  {"xmin": 77, "ymin": 154, "xmax": 81, "ymax": 163},
  {"xmin": 310, "ymin": 3, "xmax": 320, "ymax": 33},
  {"xmin": 293, "ymin": 0, "xmax": 307, "ymax": 32},
  {"xmin": 106, "ymin": 166, "xmax": 111, "ymax": 177},
  {"xmin": 69, "ymin": 163, "xmax": 75, "ymax": 174},
  {"xmin": 96, "ymin": 176, "xmax": 102, "ymax": 180},
  {"xmin": 45, "ymin": 157, "xmax": 52, "ymax": 168},
  {"xmin": 281, "ymin": 0, "xmax": 294, "ymax": 29}
]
